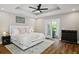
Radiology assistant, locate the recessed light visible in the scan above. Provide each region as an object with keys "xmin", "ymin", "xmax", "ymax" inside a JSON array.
[
  {"xmin": 1, "ymin": 8, "xmax": 4, "ymax": 10},
  {"xmin": 72, "ymin": 8, "xmax": 76, "ymax": 11}
]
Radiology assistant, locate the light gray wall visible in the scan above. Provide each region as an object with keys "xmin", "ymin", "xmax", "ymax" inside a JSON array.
[
  {"xmin": 34, "ymin": 18, "xmax": 46, "ymax": 33},
  {"xmin": 36, "ymin": 11, "xmax": 79, "ymax": 42},
  {"xmin": 60, "ymin": 12, "xmax": 79, "ymax": 30},
  {"xmin": 0, "ymin": 11, "xmax": 35, "ymax": 34}
]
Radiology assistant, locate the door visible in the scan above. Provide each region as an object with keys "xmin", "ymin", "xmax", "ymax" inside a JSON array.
[{"xmin": 45, "ymin": 18, "xmax": 60, "ymax": 39}]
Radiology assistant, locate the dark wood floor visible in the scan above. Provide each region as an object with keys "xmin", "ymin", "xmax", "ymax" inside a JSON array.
[
  {"xmin": 0, "ymin": 44, "xmax": 11, "ymax": 54},
  {"xmin": 0, "ymin": 40, "xmax": 79, "ymax": 54},
  {"xmin": 42, "ymin": 40, "xmax": 79, "ymax": 54}
]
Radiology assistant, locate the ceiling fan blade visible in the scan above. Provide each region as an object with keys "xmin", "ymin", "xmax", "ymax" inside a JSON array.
[
  {"xmin": 32, "ymin": 10, "xmax": 37, "ymax": 12},
  {"xmin": 40, "ymin": 8, "xmax": 48, "ymax": 10},
  {"xmin": 29, "ymin": 6, "xmax": 37, "ymax": 9}
]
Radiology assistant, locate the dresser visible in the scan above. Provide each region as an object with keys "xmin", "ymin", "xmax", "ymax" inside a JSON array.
[{"xmin": 61, "ymin": 30, "xmax": 77, "ymax": 44}]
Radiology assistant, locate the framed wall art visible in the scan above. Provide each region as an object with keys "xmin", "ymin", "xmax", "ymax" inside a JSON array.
[{"xmin": 16, "ymin": 16, "xmax": 25, "ymax": 23}]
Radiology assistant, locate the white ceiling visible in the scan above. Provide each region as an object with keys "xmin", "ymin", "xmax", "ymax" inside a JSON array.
[{"xmin": 0, "ymin": 4, "xmax": 79, "ymax": 18}]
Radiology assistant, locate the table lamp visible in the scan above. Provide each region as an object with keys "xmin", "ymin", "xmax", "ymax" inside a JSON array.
[{"xmin": 3, "ymin": 32, "xmax": 7, "ymax": 36}]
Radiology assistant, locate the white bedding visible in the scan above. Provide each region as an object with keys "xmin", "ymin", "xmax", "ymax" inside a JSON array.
[
  {"xmin": 10, "ymin": 25, "xmax": 45, "ymax": 50},
  {"xmin": 11, "ymin": 32, "xmax": 45, "ymax": 50}
]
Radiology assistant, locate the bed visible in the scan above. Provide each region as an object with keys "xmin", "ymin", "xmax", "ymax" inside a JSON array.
[{"xmin": 10, "ymin": 25, "xmax": 45, "ymax": 50}]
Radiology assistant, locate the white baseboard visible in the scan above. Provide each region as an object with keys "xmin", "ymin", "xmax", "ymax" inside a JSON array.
[{"xmin": 77, "ymin": 41, "xmax": 79, "ymax": 44}]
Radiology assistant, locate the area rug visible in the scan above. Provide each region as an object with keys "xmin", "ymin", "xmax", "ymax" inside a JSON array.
[{"xmin": 5, "ymin": 40, "xmax": 55, "ymax": 54}]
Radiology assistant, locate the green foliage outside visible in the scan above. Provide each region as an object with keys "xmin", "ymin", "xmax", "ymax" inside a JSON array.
[{"xmin": 51, "ymin": 21, "xmax": 57, "ymax": 31}]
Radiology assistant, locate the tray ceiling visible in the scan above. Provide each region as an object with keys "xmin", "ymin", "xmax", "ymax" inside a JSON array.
[{"xmin": 0, "ymin": 4, "xmax": 79, "ymax": 18}]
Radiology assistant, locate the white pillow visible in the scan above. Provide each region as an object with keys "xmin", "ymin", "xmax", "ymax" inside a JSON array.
[
  {"xmin": 12, "ymin": 28, "xmax": 19, "ymax": 36},
  {"xmin": 29, "ymin": 27, "xmax": 34, "ymax": 32}
]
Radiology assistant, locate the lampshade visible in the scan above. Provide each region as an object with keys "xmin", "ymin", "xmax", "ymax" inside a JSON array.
[{"xmin": 3, "ymin": 32, "xmax": 7, "ymax": 36}]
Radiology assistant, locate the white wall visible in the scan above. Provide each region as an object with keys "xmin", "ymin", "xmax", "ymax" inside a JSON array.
[
  {"xmin": 0, "ymin": 11, "xmax": 36, "ymax": 34},
  {"xmin": 60, "ymin": 12, "xmax": 79, "ymax": 42},
  {"xmin": 60, "ymin": 12, "xmax": 79, "ymax": 30},
  {"xmin": 36, "ymin": 11, "xmax": 79, "ymax": 42},
  {"xmin": 34, "ymin": 18, "xmax": 45, "ymax": 33},
  {"xmin": 0, "ymin": 12, "xmax": 10, "ymax": 33}
]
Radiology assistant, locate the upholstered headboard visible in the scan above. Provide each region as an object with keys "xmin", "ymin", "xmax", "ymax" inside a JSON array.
[{"xmin": 10, "ymin": 25, "xmax": 34, "ymax": 36}]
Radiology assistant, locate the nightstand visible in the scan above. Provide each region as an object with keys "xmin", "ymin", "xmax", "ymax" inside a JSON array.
[{"xmin": 2, "ymin": 35, "xmax": 11, "ymax": 45}]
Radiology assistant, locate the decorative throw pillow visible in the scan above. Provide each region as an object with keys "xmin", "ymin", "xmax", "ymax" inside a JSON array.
[
  {"xmin": 17, "ymin": 28, "xmax": 26, "ymax": 34},
  {"xmin": 12, "ymin": 28, "xmax": 19, "ymax": 36}
]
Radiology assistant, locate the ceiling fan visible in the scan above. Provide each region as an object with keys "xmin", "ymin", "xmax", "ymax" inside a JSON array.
[{"xmin": 29, "ymin": 4, "xmax": 48, "ymax": 13}]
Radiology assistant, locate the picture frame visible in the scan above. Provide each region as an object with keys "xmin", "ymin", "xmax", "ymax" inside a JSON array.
[{"xmin": 16, "ymin": 16, "xmax": 25, "ymax": 23}]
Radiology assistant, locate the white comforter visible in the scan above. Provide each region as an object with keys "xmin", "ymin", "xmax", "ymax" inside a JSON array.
[{"xmin": 12, "ymin": 33, "xmax": 45, "ymax": 47}]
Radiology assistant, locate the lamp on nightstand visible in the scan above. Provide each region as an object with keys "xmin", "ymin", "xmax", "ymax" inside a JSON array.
[
  {"xmin": 2, "ymin": 32, "xmax": 11, "ymax": 45},
  {"xmin": 3, "ymin": 32, "xmax": 7, "ymax": 36},
  {"xmin": 2, "ymin": 32, "xmax": 9, "ymax": 36}
]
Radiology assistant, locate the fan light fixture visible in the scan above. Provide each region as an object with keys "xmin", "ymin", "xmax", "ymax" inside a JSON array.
[{"xmin": 36, "ymin": 11, "xmax": 40, "ymax": 13}]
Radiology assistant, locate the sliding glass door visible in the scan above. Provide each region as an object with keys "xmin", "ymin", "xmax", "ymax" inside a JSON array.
[
  {"xmin": 51, "ymin": 21, "xmax": 57, "ymax": 38},
  {"xmin": 45, "ymin": 18, "xmax": 60, "ymax": 39}
]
